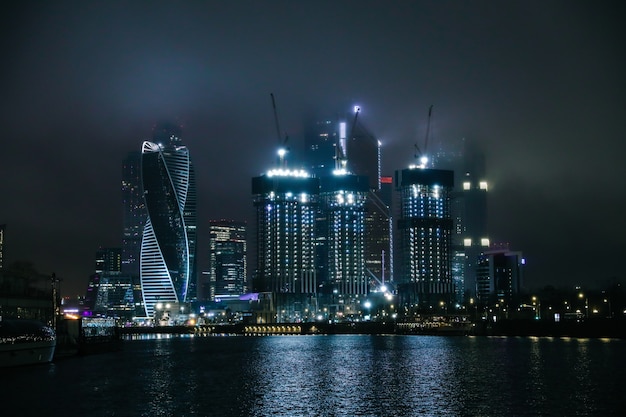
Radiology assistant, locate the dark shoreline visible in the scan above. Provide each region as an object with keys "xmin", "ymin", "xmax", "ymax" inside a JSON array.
[{"xmin": 116, "ymin": 318, "xmax": 626, "ymax": 339}]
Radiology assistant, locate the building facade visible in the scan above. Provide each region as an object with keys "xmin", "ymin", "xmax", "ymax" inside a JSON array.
[
  {"xmin": 476, "ymin": 249, "xmax": 524, "ymax": 307},
  {"xmin": 205, "ymin": 220, "xmax": 247, "ymax": 301},
  {"xmin": 318, "ymin": 174, "xmax": 369, "ymax": 316},
  {"xmin": 251, "ymin": 168, "xmax": 319, "ymax": 322},
  {"xmin": 121, "ymin": 151, "xmax": 145, "ymax": 278},
  {"xmin": 140, "ymin": 125, "xmax": 197, "ymax": 318},
  {"xmin": 394, "ymin": 167, "xmax": 455, "ymax": 311},
  {"xmin": 0, "ymin": 224, "xmax": 5, "ymax": 270}
]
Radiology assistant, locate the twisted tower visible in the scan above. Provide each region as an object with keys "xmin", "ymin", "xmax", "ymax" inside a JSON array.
[{"xmin": 140, "ymin": 125, "xmax": 196, "ymax": 318}]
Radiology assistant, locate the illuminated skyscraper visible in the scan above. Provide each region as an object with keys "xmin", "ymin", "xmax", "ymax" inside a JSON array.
[
  {"xmin": 205, "ymin": 220, "xmax": 247, "ymax": 301},
  {"xmin": 319, "ymin": 174, "xmax": 369, "ymax": 302},
  {"xmin": 252, "ymin": 168, "xmax": 318, "ymax": 321},
  {"xmin": 303, "ymin": 107, "xmax": 390, "ymax": 291},
  {"xmin": 0, "ymin": 224, "xmax": 5, "ymax": 270},
  {"xmin": 84, "ymin": 247, "xmax": 134, "ymax": 319},
  {"xmin": 140, "ymin": 124, "xmax": 197, "ymax": 318},
  {"xmin": 394, "ymin": 167, "xmax": 455, "ymax": 310}
]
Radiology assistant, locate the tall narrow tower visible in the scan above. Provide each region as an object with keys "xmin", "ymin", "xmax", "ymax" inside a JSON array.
[
  {"xmin": 394, "ymin": 167, "xmax": 455, "ymax": 311},
  {"xmin": 140, "ymin": 124, "xmax": 197, "ymax": 318},
  {"xmin": 252, "ymin": 164, "xmax": 319, "ymax": 322},
  {"xmin": 0, "ymin": 224, "xmax": 5, "ymax": 270},
  {"xmin": 319, "ymin": 174, "xmax": 369, "ymax": 306},
  {"xmin": 206, "ymin": 220, "xmax": 247, "ymax": 301}
]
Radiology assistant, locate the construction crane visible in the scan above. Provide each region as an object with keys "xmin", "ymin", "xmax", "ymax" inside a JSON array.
[
  {"xmin": 336, "ymin": 106, "xmax": 360, "ymax": 172},
  {"xmin": 270, "ymin": 93, "xmax": 289, "ymax": 167},
  {"xmin": 414, "ymin": 104, "xmax": 433, "ymax": 168}
]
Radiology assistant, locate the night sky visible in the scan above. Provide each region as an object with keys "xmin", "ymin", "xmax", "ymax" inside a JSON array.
[{"xmin": 1, "ymin": 1, "xmax": 624, "ymax": 297}]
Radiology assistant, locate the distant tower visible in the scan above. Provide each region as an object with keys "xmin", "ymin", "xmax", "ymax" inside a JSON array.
[
  {"xmin": 476, "ymin": 248, "xmax": 524, "ymax": 309},
  {"xmin": 252, "ymin": 166, "xmax": 319, "ymax": 322},
  {"xmin": 95, "ymin": 247, "xmax": 122, "ymax": 274},
  {"xmin": 205, "ymin": 220, "xmax": 247, "ymax": 301},
  {"xmin": 394, "ymin": 167, "xmax": 455, "ymax": 310},
  {"xmin": 460, "ymin": 141, "xmax": 489, "ymax": 301},
  {"xmin": 84, "ymin": 247, "xmax": 134, "ymax": 319},
  {"xmin": 0, "ymin": 224, "xmax": 5, "ymax": 270},
  {"xmin": 319, "ymin": 173, "xmax": 369, "ymax": 308},
  {"xmin": 303, "ymin": 106, "xmax": 390, "ymax": 291},
  {"xmin": 140, "ymin": 123, "xmax": 197, "ymax": 318},
  {"xmin": 121, "ymin": 151, "xmax": 145, "ymax": 278}
]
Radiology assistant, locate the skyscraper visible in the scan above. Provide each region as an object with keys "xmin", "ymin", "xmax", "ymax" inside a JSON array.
[
  {"xmin": 476, "ymin": 248, "xmax": 524, "ymax": 308},
  {"xmin": 0, "ymin": 224, "xmax": 5, "ymax": 270},
  {"xmin": 84, "ymin": 247, "xmax": 134, "ymax": 319},
  {"xmin": 394, "ymin": 167, "xmax": 455, "ymax": 311},
  {"xmin": 205, "ymin": 220, "xmax": 247, "ymax": 301},
  {"xmin": 252, "ymin": 167, "xmax": 318, "ymax": 322},
  {"xmin": 121, "ymin": 151, "xmax": 145, "ymax": 278},
  {"xmin": 140, "ymin": 124, "xmax": 197, "ymax": 318},
  {"xmin": 95, "ymin": 247, "xmax": 121, "ymax": 274},
  {"xmin": 303, "ymin": 106, "xmax": 390, "ymax": 291},
  {"xmin": 319, "ymin": 174, "xmax": 369, "ymax": 310}
]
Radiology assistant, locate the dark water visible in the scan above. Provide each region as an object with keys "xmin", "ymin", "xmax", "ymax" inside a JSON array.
[{"xmin": 2, "ymin": 334, "xmax": 625, "ymax": 416}]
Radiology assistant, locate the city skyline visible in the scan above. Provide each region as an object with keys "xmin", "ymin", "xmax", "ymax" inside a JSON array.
[{"xmin": 1, "ymin": 1, "xmax": 624, "ymax": 296}]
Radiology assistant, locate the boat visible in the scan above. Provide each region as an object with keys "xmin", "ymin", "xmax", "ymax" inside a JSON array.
[{"xmin": 0, "ymin": 318, "xmax": 57, "ymax": 367}]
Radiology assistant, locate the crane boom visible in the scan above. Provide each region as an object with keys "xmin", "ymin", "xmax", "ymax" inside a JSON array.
[
  {"xmin": 270, "ymin": 93, "xmax": 283, "ymax": 146},
  {"xmin": 423, "ymin": 104, "xmax": 433, "ymax": 156}
]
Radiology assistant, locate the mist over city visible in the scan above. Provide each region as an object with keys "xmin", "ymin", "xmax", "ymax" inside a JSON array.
[{"xmin": 1, "ymin": 1, "xmax": 624, "ymax": 298}]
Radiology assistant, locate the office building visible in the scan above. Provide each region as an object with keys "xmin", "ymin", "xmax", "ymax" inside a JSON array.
[
  {"xmin": 303, "ymin": 107, "xmax": 390, "ymax": 290},
  {"xmin": 0, "ymin": 224, "xmax": 5, "ymax": 270},
  {"xmin": 251, "ymin": 167, "xmax": 319, "ymax": 322},
  {"xmin": 394, "ymin": 167, "xmax": 455, "ymax": 310},
  {"xmin": 140, "ymin": 123, "xmax": 197, "ymax": 318},
  {"xmin": 476, "ymin": 248, "xmax": 524, "ymax": 308},
  {"xmin": 84, "ymin": 247, "xmax": 135, "ymax": 319},
  {"xmin": 121, "ymin": 151, "xmax": 145, "ymax": 278},
  {"xmin": 318, "ymin": 173, "xmax": 369, "ymax": 316},
  {"xmin": 205, "ymin": 220, "xmax": 247, "ymax": 301}
]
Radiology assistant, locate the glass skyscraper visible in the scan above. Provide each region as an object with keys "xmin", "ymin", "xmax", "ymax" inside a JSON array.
[
  {"xmin": 121, "ymin": 151, "xmax": 145, "ymax": 279},
  {"xmin": 394, "ymin": 167, "xmax": 455, "ymax": 310},
  {"xmin": 0, "ymin": 224, "xmax": 5, "ymax": 270},
  {"xmin": 206, "ymin": 220, "xmax": 247, "ymax": 301},
  {"xmin": 252, "ymin": 168, "xmax": 318, "ymax": 322},
  {"xmin": 140, "ymin": 124, "xmax": 197, "ymax": 318},
  {"xmin": 319, "ymin": 174, "xmax": 369, "ymax": 296}
]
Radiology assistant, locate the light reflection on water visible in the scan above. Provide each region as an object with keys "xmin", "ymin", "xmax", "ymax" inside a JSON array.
[{"xmin": 2, "ymin": 334, "xmax": 625, "ymax": 416}]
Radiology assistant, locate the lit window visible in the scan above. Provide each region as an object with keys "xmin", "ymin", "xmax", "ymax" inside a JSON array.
[
  {"xmin": 481, "ymin": 238, "xmax": 490, "ymax": 247},
  {"xmin": 463, "ymin": 182, "xmax": 471, "ymax": 190},
  {"xmin": 479, "ymin": 181, "xmax": 488, "ymax": 190},
  {"xmin": 464, "ymin": 238, "xmax": 472, "ymax": 247}
]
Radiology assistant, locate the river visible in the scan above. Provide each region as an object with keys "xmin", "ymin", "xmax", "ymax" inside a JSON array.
[{"xmin": 2, "ymin": 334, "xmax": 625, "ymax": 416}]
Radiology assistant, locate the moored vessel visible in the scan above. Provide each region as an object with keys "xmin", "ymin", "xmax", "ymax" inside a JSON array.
[{"xmin": 0, "ymin": 318, "xmax": 57, "ymax": 367}]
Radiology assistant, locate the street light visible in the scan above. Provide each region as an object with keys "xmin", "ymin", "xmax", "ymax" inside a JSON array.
[{"xmin": 578, "ymin": 292, "xmax": 588, "ymax": 319}]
